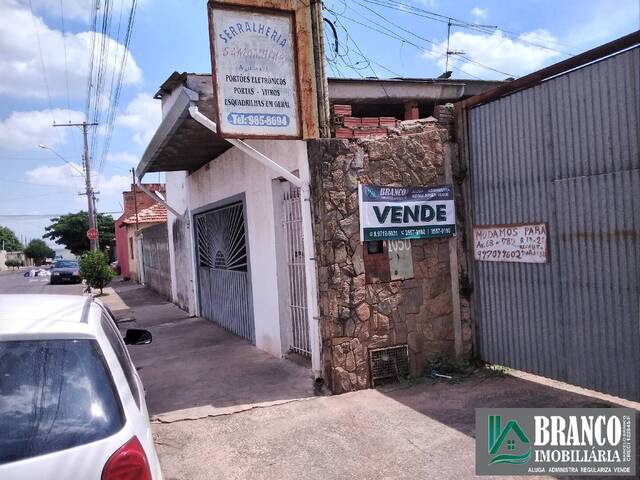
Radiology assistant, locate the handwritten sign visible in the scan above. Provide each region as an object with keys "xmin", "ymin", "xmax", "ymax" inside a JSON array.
[
  {"xmin": 473, "ymin": 223, "xmax": 548, "ymax": 264},
  {"xmin": 209, "ymin": 4, "xmax": 300, "ymax": 138}
]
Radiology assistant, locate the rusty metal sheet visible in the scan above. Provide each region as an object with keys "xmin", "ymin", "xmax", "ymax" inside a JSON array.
[{"xmin": 363, "ymin": 241, "xmax": 390, "ymax": 284}]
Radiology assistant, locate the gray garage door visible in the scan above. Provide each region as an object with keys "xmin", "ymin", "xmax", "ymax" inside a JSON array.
[{"xmin": 195, "ymin": 202, "xmax": 254, "ymax": 343}]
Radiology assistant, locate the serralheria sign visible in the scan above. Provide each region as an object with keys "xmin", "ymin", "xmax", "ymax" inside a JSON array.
[
  {"xmin": 358, "ymin": 184, "xmax": 456, "ymax": 241},
  {"xmin": 209, "ymin": 3, "xmax": 300, "ymax": 138}
]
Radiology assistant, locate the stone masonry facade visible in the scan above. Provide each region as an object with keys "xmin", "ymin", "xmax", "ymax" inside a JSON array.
[{"xmin": 308, "ymin": 121, "xmax": 472, "ymax": 393}]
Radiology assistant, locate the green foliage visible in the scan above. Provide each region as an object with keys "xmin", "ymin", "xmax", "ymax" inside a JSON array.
[
  {"xmin": 79, "ymin": 250, "xmax": 114, "ymax": 295},
  {"xmin": 0, "ymin": 225, "xmax": 23, "ymax": 251},
  {"xmin": 43, "ymin": 212, "xmax": 115, "ymax": 256},
  {"xmin": 425, "ymin": 352, "xmax": 475, "ymax": 383},
  {"xmin": 4, "ymin": 259, "xmax": 23, "ymax": 269},
  {"xmin": 24, "ymin": 239, "xmax": 55, "ymax": 265}
]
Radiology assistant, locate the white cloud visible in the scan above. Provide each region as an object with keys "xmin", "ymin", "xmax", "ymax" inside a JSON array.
[
  {"xmin": 97, "ymin": 174, "xmax": 130, "ymax": 196},
  {"xmin": 17, "ymin": 0, "xmax": 152, "ymax": 23},
  {"xmin": 0, "ymin": 0, "xmax": 142, "ymax": 100},
  {"xmin": 24, "ymin": 162, "xmax": 84, "ymax": 190},
  {"xmin": 106, "ymin": 151, "xmax": 138, "ymax": 166},
  {"xmin": 24, "ymin": 161, "xmax": 129, "ymax": 199},
  {"xmin": 427, "ymin": 30, "xmax": 561, "ymax": 79},
  {"xmin": 470, "ymin": 7, "xmax": 488, "ymax": 19},
  {"xmin": 565, "ymin": 0, "xmax": 639, "ymax": 48},
  {"xmin": 117, "ymin": 94, "xmax": 161, "ymax": 146},
  {"xmin": 0, "ymin": 108, "xmax": 84, "ymax": 151}
]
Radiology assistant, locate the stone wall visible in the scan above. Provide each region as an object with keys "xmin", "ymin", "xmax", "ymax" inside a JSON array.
[{"xmin": 308, "ymin": 122, "xmax": 472, "ymax": 393}]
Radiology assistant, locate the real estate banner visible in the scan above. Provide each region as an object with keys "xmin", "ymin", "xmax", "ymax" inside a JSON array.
[
  {"xmin": 358, "ymin": 184, "xmax": 456, "ymax": 241},
  {"xmin": 476, "ymin": 408, "xmax": 636, "ymax": 476}
]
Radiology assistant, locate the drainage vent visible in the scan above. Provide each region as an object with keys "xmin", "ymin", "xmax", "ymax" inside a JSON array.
[{"xmin": 369, "ymin": 344, "xmax": 409, "ymax": 387}]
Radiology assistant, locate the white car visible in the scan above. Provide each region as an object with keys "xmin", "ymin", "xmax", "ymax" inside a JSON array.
[{"xmin": 0, "ymin": 294, "xmax": 163, "ymax": 480}]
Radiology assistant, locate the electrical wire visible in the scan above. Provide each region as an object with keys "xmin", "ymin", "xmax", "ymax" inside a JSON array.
[
  {"xmin": 27, "ymin": 0, "xmax": 70, "ymax": 158},
  {"xmin": 363, "ymin": 0, "xmax": 576, "ymax": 55},
  {"xmin": 336, "ymin": 1, "xmax": 516, "ymax": 77},
  {"xmin": 59, "ymin": 0, "xmax": 71, "ymax": 112},
  {"xmin": 96, "ymin": 0, "xmax": 139, "ymax": 185},
  {"xmin": 325, "ymin": 4, "xmax": 502, "ymax": 79}
]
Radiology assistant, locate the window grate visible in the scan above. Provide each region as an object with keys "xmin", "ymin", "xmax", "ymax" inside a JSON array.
[{"xmin": 369, "ymin": 345, "xmax": 409, "ymax": 387}]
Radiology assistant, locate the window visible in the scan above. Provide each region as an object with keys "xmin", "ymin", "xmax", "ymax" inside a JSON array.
[
  {"xmin": 53, "ymin": 260, "xmax": 78, "ymax": 269},
  {"xmin": 0, "ymin": 339, "xmax": 124, "ymax": 465},
  {"xmin": 99, "ymin": 313, "xmax": 141, "ymax": 409},
  {"xmin": 129, "ymin": 237, "xmax": 134, "ymax": 260}
]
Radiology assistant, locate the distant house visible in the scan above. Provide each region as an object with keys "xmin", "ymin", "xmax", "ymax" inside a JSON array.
[{"xmin": 114, "ymin": 184, "xmax": 165, "ymax": 280}]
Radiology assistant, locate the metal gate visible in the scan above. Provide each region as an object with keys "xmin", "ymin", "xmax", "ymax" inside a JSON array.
[
  {"xmin": 282, "ymin": 186, "xmax": 310, "ymax": 357},
  {"xmin": 195, "ymin": 202, "xmax": 254, "ymax": 343},
  {"xmin": 464, "ymin": 47, "xmax": 640, "ymax": 400}
]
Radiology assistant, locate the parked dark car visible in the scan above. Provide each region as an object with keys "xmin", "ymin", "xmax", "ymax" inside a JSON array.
[{"xmin": 49, "ymin": 260, "xmax": 81, "ymax": 284}]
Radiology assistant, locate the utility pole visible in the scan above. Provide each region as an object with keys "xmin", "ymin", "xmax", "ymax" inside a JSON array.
[
  {"xmin": 54, "ymin": 121, "xmax": 100, "ymax": 251},
  {"xmin": 444, "ymin": 20, "xmax": 465, "ymax": 74},
  {"xmin": 310, "ymin": 0, "xmax": 331, "ymax": 138}
]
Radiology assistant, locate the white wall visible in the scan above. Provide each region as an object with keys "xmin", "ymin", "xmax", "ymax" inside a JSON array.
[
  {"xmin": 165, "ymin": 170, "xmax": 196, "ymax": 314},
  {"xmin": 167, "ymin": 139, "xmax": 306, "ymax": 358}
]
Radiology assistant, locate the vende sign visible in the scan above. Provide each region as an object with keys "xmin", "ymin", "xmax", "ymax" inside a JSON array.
[
  {"xmin": 358, "ymin": 184, "xmax": 456, "ymax": 242},
  {"xmin": 209, "ymin": 3, "xmax": 301, "ymax": 138}
]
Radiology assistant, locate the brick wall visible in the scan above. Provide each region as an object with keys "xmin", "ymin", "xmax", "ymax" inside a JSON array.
[{"xmin": 122, "ymin": 184, "xmax": 165, "ymax": 217}]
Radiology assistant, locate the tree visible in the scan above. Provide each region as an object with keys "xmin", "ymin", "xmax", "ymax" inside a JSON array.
[
  {"xmin": 79, "ymin": 250, "xmax": 114, "ymax": 295},
  {"xmin": 5, "ymin": 259, "xmax": 23, "ymax": 269},
  {"xmin": 43, "ymin": 212, "xmax": 115, "ymax": 256},
  {"xmin": 0, "ymin": 225, "xmax": 23, "ymax": 251},
  {"xmin": 24, "ymin": 239, "xmax": 55, "ymax": 266}
]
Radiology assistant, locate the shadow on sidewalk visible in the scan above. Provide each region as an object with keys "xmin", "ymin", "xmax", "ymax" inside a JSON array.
[
  {"xmin": 379, "ymin": 369, "xmax": 640, "ymax": 479},
  {"xmin": 106, "ymin": 279, "xmax": 315, "ymax": 418}
]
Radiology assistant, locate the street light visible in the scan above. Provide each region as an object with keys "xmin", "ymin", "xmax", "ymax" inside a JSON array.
[
  {"xmin": 38, "ymin": 143, "xmax": 99, "ymax": 251},
  {"xmin": 38, "ymin": 144, "xmax": 85, "ymax": 176}
]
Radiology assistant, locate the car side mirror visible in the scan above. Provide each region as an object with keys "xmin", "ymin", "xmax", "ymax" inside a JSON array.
[{"xmin": 124, "ymin": 328, "xmax": 152, "ymax": 345}]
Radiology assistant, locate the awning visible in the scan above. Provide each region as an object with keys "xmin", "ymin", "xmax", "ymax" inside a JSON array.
[{"xmin": 136, "ymin": 89, "xmax": 232, "ymax": 177}]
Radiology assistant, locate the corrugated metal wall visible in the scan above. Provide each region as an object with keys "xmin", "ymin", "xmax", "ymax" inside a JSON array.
[{"xmin": 467, "ymin": 47, "xmax": 640, "ymax": 400}]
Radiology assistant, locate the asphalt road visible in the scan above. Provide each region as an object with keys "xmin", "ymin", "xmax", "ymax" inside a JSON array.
[{"xmin": 0, "ymin": 269, "xmax": 84, "ymax": 295}]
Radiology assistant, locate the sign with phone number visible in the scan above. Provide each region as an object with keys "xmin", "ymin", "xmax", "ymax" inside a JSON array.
[
  {"xmin": 227, "ymin": 113, "xmax": 290, "ymax": 127},
  {"xmin": 473, "ymin": 223, "xmax": 548, "ymax": 264},
  {"xmin": 210, "ymin": 5, "xmax": 300, "ymax": 138}
]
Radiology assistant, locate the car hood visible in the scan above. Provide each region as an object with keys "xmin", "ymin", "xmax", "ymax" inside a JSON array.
[{"xmin": 51, "ymin": 267, "xmax": 78, "ymax": 273}]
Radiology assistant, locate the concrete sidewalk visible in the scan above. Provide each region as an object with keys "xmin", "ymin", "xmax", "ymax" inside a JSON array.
[
  {"xmin": 102, "ymin": 281, "xmax": 639, "ymax": 480},
  {"xmin": 101, "ymin": 279, "xmax": 315, "ymax": 418}
]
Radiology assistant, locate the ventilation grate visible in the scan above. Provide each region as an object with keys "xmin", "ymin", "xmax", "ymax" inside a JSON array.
[{"xmin": 369, "ymin": 344, "xmax": 409, "ymax": 387}]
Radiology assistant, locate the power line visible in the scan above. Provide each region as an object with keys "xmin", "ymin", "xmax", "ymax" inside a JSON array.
[
  {"xmin": 1, "ymin": 191, "xmax": 74, "ymax": 203},
  {"xmin": 333, "ymin": 1, "xmax": 516, "ymax": 77},
  {"xmin": 325, "ymin": 5, "xmax": 485, "ymax": 79},
  {"xmin": 362, "ymin": 0, "xmax": 576, "ymax": 55},
  {"xmin": 97, "ymin": 0, "xmax": 139, "ymax": 185},
  {"xmin": 59, "ymin": 0, "xmax": 71, "ymax": 111},
  {"xmin": 27, "ymin": 0, "xmax": 69, "ymax": 158},
  {"xmin": 0, "ymin": 211, "xmax": 123, "ymax": 217},
  {"xmin": 0, "ymin": 177, "xmax": 81, "ymax": 188}
]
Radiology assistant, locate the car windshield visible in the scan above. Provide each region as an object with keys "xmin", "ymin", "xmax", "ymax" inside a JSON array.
[
  {"xmin": 54, "ymin": 261, "xmax": 77, "ymax": 269},
  {"xmin": 0, "ymin": 339, "xmax": 125, "ymax": 465}
]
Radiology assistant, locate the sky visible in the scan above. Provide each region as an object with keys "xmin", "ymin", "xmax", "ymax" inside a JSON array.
[{"xmin": 0, "ymin": 0, "xmax": 638, "ymax": 246}]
